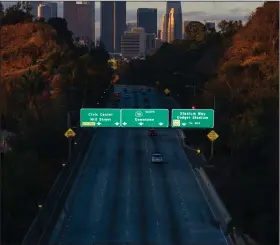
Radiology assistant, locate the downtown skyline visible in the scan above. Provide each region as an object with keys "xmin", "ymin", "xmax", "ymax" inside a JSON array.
[{"xmin": 3, "ymin": 1, "xmax": 263, "ymax": 38}]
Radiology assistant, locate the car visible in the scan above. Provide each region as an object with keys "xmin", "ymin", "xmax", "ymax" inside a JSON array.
[
  {"xmin": 148, "ymin": 129, "xmax": 157, "ymax": 136},
  {"xmin": 124, "ymin": 93, "xmax": 130, "ymax": 98},
  {"xmin": 144, "ymin": 97, "xmax": 148, "ymax": 102},
  {"xmin": 152, "ymin": 153, "xmax": 163, "ymax": 163}
]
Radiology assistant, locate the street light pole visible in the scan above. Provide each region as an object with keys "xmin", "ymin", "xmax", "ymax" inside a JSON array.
[{"xmin": 184, "ymin": 85, "xmax": 216, "ymax": 110}]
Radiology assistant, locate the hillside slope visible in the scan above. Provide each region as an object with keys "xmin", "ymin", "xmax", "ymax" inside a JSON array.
[{"xmin": 0, "ymin": 23, "xmax": 58, "ymax": 80}]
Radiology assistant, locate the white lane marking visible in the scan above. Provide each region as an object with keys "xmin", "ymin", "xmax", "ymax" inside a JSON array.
[
  {"xmin": 145, "ymin": 139, "xmax": 148, "ymax": 153},
  {"xmin": 125, "ymin": 153, "xmax": 132, "ymax": 240},
  {"xmin": 148, "ymin": 167, "xmax": 161, "ymax": 243},
  {"xmin": 175, "ymin": 134, "xmax": 229, "ymax": 244}
]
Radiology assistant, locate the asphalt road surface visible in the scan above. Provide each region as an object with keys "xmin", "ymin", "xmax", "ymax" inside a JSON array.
[{"xmin": 49, "ymin": 85, "xmax": 228, "ymax": 245}]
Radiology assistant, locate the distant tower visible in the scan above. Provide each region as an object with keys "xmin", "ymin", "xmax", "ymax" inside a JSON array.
[
  {"xmin": 167, "ymin": 8, "xmax": 175, "ymax": 42},
  {"xmin": 166, "ymin": 1, "xmax": 182, "ymax": 40},
  {"xmin": 63, "ymin": 2, "xmax": 77, "ymax": 34},
  {"xmin": 38, "ymin": 4, "xmax": 52, "ymax": 21},
  {"xmin": 100, "ymin": 1, "xmax": 126, "ymax": 53},
  {"xmin": 160, "ymin": 14, "xmax": 168, "ymax": 42}
]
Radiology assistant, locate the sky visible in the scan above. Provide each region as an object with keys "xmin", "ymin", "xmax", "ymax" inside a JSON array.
[{"xmin": 3, "ymin": 1, "xmax": 264, "ymax": 38}]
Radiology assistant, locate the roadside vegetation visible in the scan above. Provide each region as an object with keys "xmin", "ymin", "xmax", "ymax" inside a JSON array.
[
  {"xmin": 122, "ymin": 2, "xmax": 279, "ymax": 244},
  {"xmin": 0, "ymin": 2, "xmax": 113, "ymax": 244}
]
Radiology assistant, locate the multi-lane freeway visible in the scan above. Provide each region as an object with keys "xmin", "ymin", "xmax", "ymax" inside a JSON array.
[{"xmin": 49, "ymin": 85, "xmax": 228, "ymax": 245}]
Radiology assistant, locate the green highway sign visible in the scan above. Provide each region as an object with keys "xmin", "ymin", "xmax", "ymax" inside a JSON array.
[
  {"xmin": 121, "ymin": 109, "xmax": 169, "ymax": 128},
  {"xmin": 171, "ymin": 109, "xmax": 214, "ymax": 128},
  {"xmin": 80, "ymin": 109, "xmax": 121, "ymax": 127}
]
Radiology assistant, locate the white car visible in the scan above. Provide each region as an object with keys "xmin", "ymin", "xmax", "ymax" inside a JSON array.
[{"xmin": 152, "ymin": 153, "xmax": 163, "ymax": 163}]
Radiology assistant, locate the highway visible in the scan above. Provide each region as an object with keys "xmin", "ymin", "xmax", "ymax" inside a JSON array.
[{"xmin": 49, "ymin": 85, "xmax": 228, "ymax": 245}]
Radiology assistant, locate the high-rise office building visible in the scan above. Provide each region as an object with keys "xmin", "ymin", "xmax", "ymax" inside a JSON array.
[
  {"xmin": 155, "ymin": 38, "xmax": 163, "ymax": 49},
  {"xmin": 157, "ymin": 30, "xmax": 162, "ymax": 39},
  {"xmin": 101, "ymin": 1, "xmax": 126, "ymax": 53},
  {"xmin": 30, "ymin": 1, "xmax": 41, "ymax": 19},
  {"xmin": 47, "ymin": 2, "xmax": 57, "ymax": 18},
  {"xmin": 121, "ymin": 27, "xmax": 146, "ymax": 58},
  {"xmin": 76, "ymin": 2, "xmax": 95, "ymax": 42},
  {"xmin": 167, "ymin": 8, "xmax": 175, "ymax": 42},
  {"xmin": 137, "ymin": 8, "xmax": 157, "ymax": 35},
  {"xmin": 146, "ymin": 33, "xmax": 156, "ymax": 52},
  {"xmin": 126, "ymin": 22, "xmax": 137, "ymax": 31},
  {"xmin": 38, "ymin": 4, "xmax": 52, "ymax": 20},
  {"xmin": 160, "ymin": 14, "xmax": 168, "ymax": 42},
  {"xmin": 64, "ymin": 2, "xmax": 77, "ymax": 35},
  {"xmin": 166, "ymin": 1, "xmax": 182, "ymax": 40}
]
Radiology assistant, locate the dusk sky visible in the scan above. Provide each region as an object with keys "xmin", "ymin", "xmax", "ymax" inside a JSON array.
[{"xmin": 3, "ymin": 1, "xmax": 264, "ymax": 38}]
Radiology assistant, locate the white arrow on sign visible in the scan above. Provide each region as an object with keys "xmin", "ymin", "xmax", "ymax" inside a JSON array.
[
  {"xmin": 182, "ymin": 123, "xmax": 186, "ymax": 126},
  {"xmin": 139, "ymin": 122, "xmax": 144, "ymax": 126},
  {"xmin": 97, "ymin": 122, "xmax": 101, "ymax": 125},
  {"xmin": 158, "ymin": 122, "xmax": 163, "ymax": 126},
  {"xmin": 123, "ymin": 122, "xmax": 127, "ymax": 126},
  {"xmin": 115, "ymin": 122, "xmax": 120, "ymax": 126}
]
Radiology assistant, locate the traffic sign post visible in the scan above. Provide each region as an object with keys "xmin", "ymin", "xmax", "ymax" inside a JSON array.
[
  {"xmin": 207, "ymin": 130, "xmax": 219, "ymax": 160},
  {"xmin": 80, "ymin": 109, "xmax": 121, "ymax": 127},
  {"xmin": 171, "ymin": 109, "xmax": 214, "ymax": 128},
  {"xmin": 121, "ymin": 109, "xmax": 169, "ymax": 128}
]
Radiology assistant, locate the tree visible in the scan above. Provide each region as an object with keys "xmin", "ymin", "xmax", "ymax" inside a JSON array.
[
  {"xmin": 217, "ymin": 20, "xmax": 243, "ymax": 37},
  {"xmin": 2, "ymin": 1, "xmax": 32, "ymax": 25},
  {"xmin": 0, "ymin": 1, "xmax": 4, "ymax": 24},
  {"xmin": 18, "ymin": 69, "xmax": 47, "ymax": 120},
  {"xmin": 47, "ymin": 17, "xmax": 74, "ymax": 47}
]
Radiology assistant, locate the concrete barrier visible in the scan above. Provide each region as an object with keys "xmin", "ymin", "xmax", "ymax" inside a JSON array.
[
  {"xmin": 197, "ymin": 167, "xmax": 232, "ymax": 231},
  {"xmin": 177, "ymin": 129, "xmax": 232, "ymax": 232}
]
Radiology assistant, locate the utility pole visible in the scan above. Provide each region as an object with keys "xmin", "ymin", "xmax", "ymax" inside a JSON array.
[{"xmin": 67, "ymin": 112, "xmax": 72, "ymax": 161}]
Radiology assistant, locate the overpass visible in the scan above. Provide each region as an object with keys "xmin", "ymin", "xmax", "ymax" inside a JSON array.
[{"xmin": 22, "ymin": 85, "xmax": 235, "ymax": 245}]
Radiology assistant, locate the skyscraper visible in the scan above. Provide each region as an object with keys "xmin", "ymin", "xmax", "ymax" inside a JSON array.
[
  {"xmin": 167, "ymin": 8, "xmax": 175, "ymax": 42},
  {"xmin": 121, "ymin": 27, "xmax": 146, "ymax": 58},
  {"xmin": 47, "ymin": 2, "xmax": 57, "ymax": 18},
  {"xmin": 30, "ymin": 1, "xmax": 41, "ymax": 19},
  {"xmin": 100, "ymin": 1, "xmax": 126, "ymax": 53},
  {"xmin": 137, "ymin": 8, "xmax": 157, "ymax": 34},
  {"xmin": 64, "ymin": 2, "xmax": 77, "ymax": 35},
  {"xmin": 76, "ymin": 2, "xmax": 95, "ymax": 42},
  {"xmin": 166, "ymin": 1, "xmax": 182, "ymax": 40},
  {"xmin": 38, "ymin": 4, "xmax": 52, "ymax": 20},
  {"xmin": 161, "ymin": 14, "xmax": 168, "ymax": 42}
]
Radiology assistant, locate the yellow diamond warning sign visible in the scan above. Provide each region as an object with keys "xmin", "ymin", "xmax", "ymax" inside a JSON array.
[
  {"xmin": 64, "ymin": 128, "xmax": 76, "ymax": 138},
  {"xmin": 164, "ymin": 89, "xmax": 169, "ymax": 94},
  {"xmin": 207, "ymin": 130, "xmax": 219, "ymax": 142}
]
